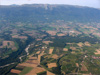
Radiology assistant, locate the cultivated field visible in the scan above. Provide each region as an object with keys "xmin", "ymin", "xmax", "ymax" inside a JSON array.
[
  {"xmin": 81, "ymin": 62, "xmax": 88, "ymax": 71},
  {"xmin": 49, "ymin": 47, "xmax": 54, "ymax": 54},
  {"xmin": 63, "ymin": 48, "xmax": 68, "ymax": 51},
  {"xmin": 47, "ymin": 63, "xmax": 57, "ymax": 68},
  {"xmin": 52, "ymin": 54, "xmax": 58, "ymax": 59},
  {"xmin": 19, "ymin": 67, "xmax": 33, "ymax": 75},
  {"xmin": 0, "ymin": 41, "xmax": 17, "ymax": 50},
  {"xmin": 47, "ymin": 71, "xmax": 55, "ymax": 75},
  {"xmin": 77, "ymin": 42, "xmax": 84, "ymax": 47},
  {"xmin": 76, "ymin": 63, "xmax": 79, "ymax": 67},
  {"xmin": 36, "ymin": 51, "xmax": 40, "ymax": 54},
  {"xmin": 26, "ymin": 67, "xmax": 45, "ymax": 75},
  {"xmin": 12, "ymin": 35, "xmax": 27, "ymax": 39},
  {"xmin": 18, "ymin": 56, "xmax": 39, "ymax": 67},
  {"xmin": 57, "ymin": 33, "xmax": 65, "ymax": 36},
  {"xmin": 70, "ymin": 47, "xmax": 76, "ymax": 50},
  {"xmin": 43, "ymin": 41, "xmax": 53, "ymax": 44},
  {"xmin": 10, "ymin": 69, "xmax": 21, "ymax": 74},
  {"xmin": 46, "ymin": 31, "xmax": 57, "ymax": 36},
  {"xmin": 84, "ymin": 42, "xmax": 91, "ymax": 46},
  {"xmin": 95, "ymin": 49, "xmax": 100, "ymax": 54}
]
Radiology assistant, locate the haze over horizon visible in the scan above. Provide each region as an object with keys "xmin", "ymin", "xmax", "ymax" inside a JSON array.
[{"xmin": 0, "ymin": 0, "xmax": 100, "ymax": 8}]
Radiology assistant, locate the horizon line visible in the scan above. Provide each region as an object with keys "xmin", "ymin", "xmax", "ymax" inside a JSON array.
[{"xmin": 0, "ymin": 3, "xmax": 99, "ymax": 9}]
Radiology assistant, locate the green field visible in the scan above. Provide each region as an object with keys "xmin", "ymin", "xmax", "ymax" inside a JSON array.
[{"xmin": 19, "ymin": 67, "xmax": 33, "ymax": 75}]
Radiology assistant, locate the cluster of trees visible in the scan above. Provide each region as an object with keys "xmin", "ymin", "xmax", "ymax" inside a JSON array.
[{"xmin": 50, "ymin": 34, "xmax": 100, "ymax": 48}]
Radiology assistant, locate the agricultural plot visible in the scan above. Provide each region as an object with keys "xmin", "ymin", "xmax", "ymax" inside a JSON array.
[
  {"xmin": 81, "ymin": 62, "xmax": 88, "ymax": 71},
  {"xmin": 47, "ymin": 71, "xmax": 55, "ymax": 75},
  {"xmin": 95, "ymin": 49, "xmax": 100, "ymax": 54},
  {"xmin": 26, "ymin": 67, "xmax": 45, "ymax": 75},
  {"xmin": 47, "ymin": 63, "xmax": 57, "ymax": 68},
  {"xmin": 84, "ymin": 42, "xmax": 91, "ymax": 46},
  {"xmin": 76, "ymin": 63, "xmax": 79, "ymax": 67},
  {"xmin": 43, "ymin": 41, "xmax": 53, "ymax": 44},
  {"xmin": 10, "ymin": 69, "xmax": 21, "ymax": 74},
  {"xmin": 57, "ymin": 33, "xmax": 65, "ymax": 36},
  {"xmin": 51, "ymin": 54, "xmax": 58, "ymax": 59},
  {"xmin": 63, "ymin": 48, "xmax": 68, "ymax": 51},
  {"xmin": 12, "ymin": 35, "xmax": 27, "ymax": 39},
  {"xmin": 59, "ymin": 54, "xmax": 81, "ymax": 74},
  {"xmin": 0, "ymin": 41, "xmax": 17, "ymax": 50},
  {"xmin": 77, "ymin": 42, "xmax": 84, "ymax": 47},
  {"xmin": 49, "ymin": 47, "xmax": 54, "ymax": 54},
  {"xmin": 7, "ymin": 26, "xmax": 100, "ymax": 75},
  {"xmin": 18, "ymin": 56, "xmax": 39, "ymax": 67},
  {"xmin": 19, "ymin": 67, "xmax": 33, "ymax": 75},
  {"xmin": 46, "ymin": 31, "xmax": 57, "ymax": 36}
]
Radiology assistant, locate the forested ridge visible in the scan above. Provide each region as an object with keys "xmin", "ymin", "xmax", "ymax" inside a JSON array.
[{"xmin": 0, "ymin": 4, "xmax": 100, "ymax": 23}]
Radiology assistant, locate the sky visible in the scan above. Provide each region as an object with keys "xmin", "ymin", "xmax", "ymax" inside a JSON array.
[{"xmin": 0, "ymin": 0, "xmax": 100, "ymax": 8}]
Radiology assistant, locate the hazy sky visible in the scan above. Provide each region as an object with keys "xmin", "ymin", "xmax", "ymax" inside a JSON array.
[{"xmin": 0, "ymin": 0, "xmax": 100, "ymax": 8}]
